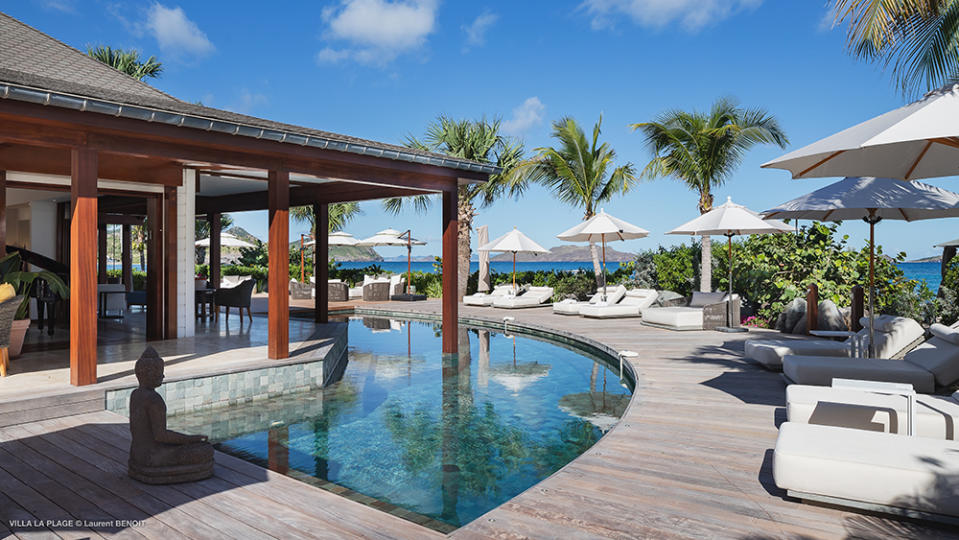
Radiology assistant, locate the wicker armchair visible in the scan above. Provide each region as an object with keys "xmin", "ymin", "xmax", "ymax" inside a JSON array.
[
  {"xmin": 328, "ymin": 281, "xmax": 348, "ymax": 302},
  {"xmin": 214, "ymin": 279, "xmax": 255, "ymax": 323},
  {"xmin": 0, "ymin": 296, "xmax": 24, "ymax": 377},
  {"xmin": 363, "ymin": 281, "xmax": 390, "ymax": 302}
]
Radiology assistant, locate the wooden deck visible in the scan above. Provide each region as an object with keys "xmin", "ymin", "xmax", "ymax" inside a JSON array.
[{"xmin": 0, "ymin": 300, "xmax": 954, "ymax": 538}]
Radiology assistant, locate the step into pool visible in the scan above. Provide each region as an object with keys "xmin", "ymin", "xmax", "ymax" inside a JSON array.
[{"xmin": 168, "ymin": 316, "xmax": 632, "ymax": 530}]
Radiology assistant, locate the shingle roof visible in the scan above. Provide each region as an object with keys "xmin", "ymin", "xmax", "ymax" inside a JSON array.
[{"xmin": 0, "ymin": 11, "xmax": 496, "ymax": 175}]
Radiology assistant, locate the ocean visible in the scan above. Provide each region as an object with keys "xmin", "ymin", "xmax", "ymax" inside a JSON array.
[{"xmin": 337, "ymin": 260, "xmax": 945, "ymax": 291}]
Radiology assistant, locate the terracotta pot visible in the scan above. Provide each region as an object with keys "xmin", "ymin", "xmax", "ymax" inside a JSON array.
[{"xmin": 10, "ymin": 319, "xmax": 30, "ymax": 358}]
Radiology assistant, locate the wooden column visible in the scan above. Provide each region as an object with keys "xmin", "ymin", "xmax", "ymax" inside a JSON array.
[
  {"xmin": 0, "ymin": 170, "xmax": 6, "ymax": 255},
  {"xmin": 70, "ymin": 148, "xmax": 97, "ymax": 386},
  {"xmin": 442, "ymin": 187, "xmax": 458, "ymax": 355},
  {"xmin": 97, "ymin": 223, "xmax": 108, "ymax": 283},
  {"xmin": 314, "ymin": 203, "xmax": 328, "ymax": 324},
  {"xmin": 806, "ymin": 283, "xmax": 819, "ymax": 334},
  {"xmin": 163, "ymin": 186, "xmax": 177, "ymax": 339},
  {"xmin": 268, "ymin": 170, "xmax": 289, "ymax": 359},
  {"xmin": 146, "ymin": 195, "xmax": 163, "ymax": 341},
  {"xmin": 209, "ymin": 212, "xmax": 221, "ymax": 288},
  {"xmin": 121, "ymin": 224, "xmax": 133, "ymax": 291}
]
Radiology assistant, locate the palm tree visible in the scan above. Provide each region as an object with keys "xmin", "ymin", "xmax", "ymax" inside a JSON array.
[
  {"xmin": 830, "ymin": 0, "xmax": 958, "ymax": 96},
  {"xmin": 290, "ymin": 202, "xmax": 362, "ymax": 234},
  {"xmin": 632, "ymin": 98, "xmax": 788, "ymax": 292},
  {"xmin": 86, "ymin": 46, "xmax": 163, "ymax": 80},
  {"xmin": 384, "ymin": 117, "xmax": 525, "ymax": 299},
  {"xmin": 513, "ymin": 116, "xmax": 636, "ymax": 286}
]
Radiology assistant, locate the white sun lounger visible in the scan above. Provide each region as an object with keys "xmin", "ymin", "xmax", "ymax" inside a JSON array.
[
  {"xmin": 783, "ymin": 324, "xmax": 959, "ymax": 393},
  {"xmin": 463, "ymin": 284, "xmax": 517, "ymax": 306},
  {"xmin": 641, "ymin": 292, "xmax": 737, "ymax": 330},
  {"xmin": 579, "ymin": 288, "xmax": 658, "ymax": 319},
  {"xmin": 554, "ymin": 285, "xmax": 627, "ymax": 316},
  {"xmin": 492, "ymin": 286, "xmax": 554, "ymax": 309},
  {"xmin": 746, "ymin": 315, "xmax": 925, "ymax": 371},
  {"xmin": 786, "ymin": 382, "xmax": 959, "ymax": 440},
  {"xmin": 774, "ymin": 422, "xmax": 959, "ymax": 522}
]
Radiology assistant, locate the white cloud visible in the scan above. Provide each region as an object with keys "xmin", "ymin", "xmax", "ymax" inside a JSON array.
[
  {"xmin": 146, "ymin": 3, "xmax": 214, "ymax": 57},
  {"xmin": 581, "ymin": 0, "xmax": 762, "ymax": 32},
  {"xmin": 316, "ymin": 0, "xmax": 438, "ymax": 66},
  {"xmin": 502, "ymin": 97, "xmax": 545, "ymax": 135},
  {"xmin": 40, "ymin": 0, "xmax": 76, "ymax": 13},
  {"xmin": 462, "ymin": 11, "xmax": 498, "ymax": 51}
]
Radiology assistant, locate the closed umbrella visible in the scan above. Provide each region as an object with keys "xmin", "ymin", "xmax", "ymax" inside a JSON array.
[
  {"xmin": 764, "ymin": 177, "xmax": 959, "ymax": 354},
  {"xmin": 357, "ymin": 228, "xmax": 425, "ymax": 299},
  {"xmin": 557, "ymin": 209, "xmax": 649, "ymax": 299},
  {"xmin": 477, "ymin": 228, "xmax": 549, "ymax": 290},
  {"xmin": 668, "ymin": 197, "xmax": 792, "ymax": 331}
]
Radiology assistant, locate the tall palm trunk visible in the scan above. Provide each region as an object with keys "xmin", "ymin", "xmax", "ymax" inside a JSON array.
[
  {"xmin": 700, "ymin": 236, "xmax": 712, "ymax": 292},
  {"xmin": 457, "ymin": 198, "xmax": 475, "ymax": 301},
  {"xmin": 589, "ymin": 241, "xmax": 602, "ymax": 287}
]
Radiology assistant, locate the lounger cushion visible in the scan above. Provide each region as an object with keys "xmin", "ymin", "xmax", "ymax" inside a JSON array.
[
  {"xmin": 579, "ymin": 303, "xmax": 641, "ymax": 318},
  {"xmin": 689, "ymin": 291, "xmax": 726, "ymax": 307},
  {"xmin": 553, "ymin": 300, "xmax": 587, "ymax": 315},
  {"xmin": 872, "ymin": 317, "xmax": 925, "ymax": 358},
  {"xmin": 783, "ymin": 355, "xmax": 936, "ymax": 393},
  {"xmin": 786, "ymin": 385, "xmax": 959, "ymax": 440},
  {"xmin": 492, "ymin": 287, "xmax": 553, "ymax": 309},
  {"xmin": 773, "ymin": 422, "xmax": 959, "ymax": 517},
  {"xmin": 596, "ymin": 285, "xmax": 627, "ymax": 304},
  {"xmin": 904, "ymin": 337, "xmax": 959, "ymax": 387},
  {"xmin": 745, "ymin": 339, "xmax": 852, "ymax": 371},
  {"xmin": 621, "ymin": 289, "xmax": 658, "ymax": 309},
  {"xmin": 929, "ymin": 323, "xmax": 959, "ymax": 346},
  {"xmin": 642, "ymin": 306, "xmax": 703, "ymax": 330}
]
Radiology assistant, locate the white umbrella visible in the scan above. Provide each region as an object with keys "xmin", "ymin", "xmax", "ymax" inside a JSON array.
[
  {"xmin": 668, "ymin": 197, "xmax": 792, "ymax": 330},
  {"xmin": 934, "ymin": 237, "xmax": 959, "ymax": 248},
  {"xmin": 357, "ymin": 228, "xmax": 426, "ymax": 297},
  {"xmin": 762, "ymin": 84, "xmax": 959, "ymax": 180},
  {"xmin": 764, "ymin": 177, "xmax": 959, "ymax": 354},
  {"xmin": 194, "ymin": 232, "xmax": 254, "ymax": 249},
  {"xmin": 477, "ymin": 228, "xmax": 549, "ymax": 290},
  {"xmin": 304, "ymin": 231, "xmax": 359, "ymax": 247},
  {"xmin": 557, "ymin": 209, "xmax": 649, "ymax": 299}
]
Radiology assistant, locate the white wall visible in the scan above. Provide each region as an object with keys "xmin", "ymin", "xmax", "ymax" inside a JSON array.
[{"xmin": 176, "ymin": 170, "xmax": 197, "ymax": 338}]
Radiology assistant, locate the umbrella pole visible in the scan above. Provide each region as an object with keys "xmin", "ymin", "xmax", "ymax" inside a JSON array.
[
  {"xmin": 865, "ymin": 212, "xmax": 881, "ymax": 358},
  {"xmin": 300, "ymin": 234, "xmax": 305, "ymax": 283},
  {"xmin": 602, "ymin": 233, "xmax": 607, "ymax": 300},
  {"xmin": 406, "ymin": 232, "xmax": 412, "ymax": 295},
  {"xmin": 512, "ymin": 252, "xmax": 516, "ymax": 292},
  {"xmin": 727, "ymin": 234, "xmax": 734, "ymax": 328}
]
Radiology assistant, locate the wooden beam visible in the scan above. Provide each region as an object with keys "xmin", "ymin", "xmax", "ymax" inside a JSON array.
[
  {"xmin": 70, "ymin": 148, "xmax": 97, "ymax": 386},
  {"xmin": 0, "ymin": 170, "xmax": 6, "ymax": 255},
  {"xmin": 121, "ymin": 224, "xmax": 132, "ymax": 292},
  {"xmin": 164, "ymin": 185, "xmax": 177, "ymax": 339},
  {"xmin": 194, "ymin": 184, "xmax": 433, "ymax": 215},
  {"xmin": 442, "ymin": 188, "xmax": 458, "ymax": 355},
  {"xmin": 98, "ymin": 213, "xmax": 145, "ymax": 226},
  {"xmin": 209, "ymin": 212, "xmax": 221, "ymax": 289},
  {"xmin": 268, "ymin": 170, "xmax": 289, "ymax": 359},
  {"xmin": 315, "ymin": 203, "xmax": 328, "ymax": 324},
  {"xmin": 0, "ymin": 143, "xmax": 183, "ymax": 186},
  {"xmin": 797, "ymin": 151, "xmax": 844, "ymax": 178},
  {"xmin": 97, "ymin": 223, "xmax": 108, "ymax": 284},
  {"xmin": 146, "ymin": 195, "xmax": 163, "ymax": 341}
]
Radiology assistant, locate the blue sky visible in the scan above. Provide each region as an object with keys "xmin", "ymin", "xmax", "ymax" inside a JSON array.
[{"xmin": 7, "ymin": 0, "xmax": 959, "ymax": 260}]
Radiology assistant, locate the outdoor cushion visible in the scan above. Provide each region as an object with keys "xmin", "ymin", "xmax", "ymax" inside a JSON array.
[
  {"xmin": 689, "ymin": 291, "xmax": 726, "ymax": 307},
  {"xmin": 579, "ymin": 303, "xmax": 641, "ymax": 319},
  {"xmin": 620, "ymin": 289, "xmax": 659, "ymax": 309},
  {"xmin": 597, "ymin": 285, "xmax": 627, "ymax": 304},
  {"xmin": 553, "ymin": 299, "xmax": 590, "ymax": 315},
  {"xmin": 786, "ymin": 384, "xmax": 959, "ymax": 440},
  {"xmin": 464, "ymin": 284, "xmax": 517, "ymax": 306},
  {"xmin": 641, "ymin": 306, "xmax": 704, "ymax": 330},
  {"xmin": 745, "ymin": 339, "xmax": 853, "ymax": 371},
  {"xmin": 902, "ymin": 337, "xmax": 959, "ymax": 387},
  {"xmin": 492, "ymin": 287, "xmax": 553, "ymax": 309},
  {"xmin": 0, "ymin": 283, "xmax": 14, "ymax": 304},
  {"xmin": 783, "ymin": 355, "xmax": 936, "ymax": 393},
  {"xmin": 930, "ymin": 323, "xmax": 959, "ymax": 346},
  {"xmin": 773, "ymin": 422, "xmax": 959, "ymax": 518}
]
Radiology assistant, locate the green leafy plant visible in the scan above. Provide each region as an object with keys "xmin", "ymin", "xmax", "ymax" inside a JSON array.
[{"xmin": 0, "ymin": 252, "xmax": 69, "ymax": 320}]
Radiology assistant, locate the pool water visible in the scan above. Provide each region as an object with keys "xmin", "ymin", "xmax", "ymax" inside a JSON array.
[{"xmin": 169, "ymin": 317, "xmax": 632, "ymax": 529}]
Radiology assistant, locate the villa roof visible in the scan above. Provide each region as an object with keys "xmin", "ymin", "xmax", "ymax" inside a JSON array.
[{"xmin": 0, "ymin": 11, "xmax": 496, "ymax": 176}]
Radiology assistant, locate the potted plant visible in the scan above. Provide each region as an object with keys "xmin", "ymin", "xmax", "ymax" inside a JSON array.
[{"xmin": 0, "ymin": 251, "xmax": 69, "ymax": 357}]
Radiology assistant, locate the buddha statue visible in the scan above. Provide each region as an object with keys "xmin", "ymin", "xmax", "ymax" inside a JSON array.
[{"xmin": 127, "ymin": 346, "xmax": 214, "ymax": 484}]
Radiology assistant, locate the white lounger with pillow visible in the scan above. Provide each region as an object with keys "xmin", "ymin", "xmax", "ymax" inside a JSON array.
[
  {"xmin": 579, "ymin": 288, "xmax": 658, "ymax": 319},
  {"xmin": 492, "ymin": 286, "xmax": 553, "ymax": 309},
  {"xmin": 746, "ymin": 315, "xmax": 925, "ymax": 371},
  {"xmin": 783, "ymin": 323, "xmax": 959, "ymax": 393},
  {"xmin": 774, "ymin": 422, "xmax": 959, "ymax": 521},
  {"xmin": 553, "ymin": 286, "xmax": 625, "ymax": 315},
  {"xmin": 786, "ymin": 383, "xmax": 959, "ymax": 440},
  {"xmin": 641, "ymin": 292, "xmax": 733, "ymax": 331},
  {"xmin": 464, "ymin": 284, "xmax": 517, "ymax": 306}
]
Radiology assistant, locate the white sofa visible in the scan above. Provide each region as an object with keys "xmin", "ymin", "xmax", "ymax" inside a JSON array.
[
  {"xmin": 746, "ymin": 315, "xmax": 925, "ymax": 371},
  {"xmin": 786, "ymin": 383, "xmax": 959, "ymax": 440},
  {"xmin": 464, "ymin": 284, "xmax": 518, "ymax": 306},
  {"xmin": 579, "ymin": 288, "xmax": 658, "ymax": 319},
  {"xmin": 492, "ymin": 286, "xmax": 554, "ymax": 309},
  {"xmin": 774, "ymin": 422, "xmax": 959, "ymax": 520},
  {"xmin": 554, "ymin": 286, "xmax": 627, "ymax": 316},
  {"xmin": 783, "ymin": 323, "xmax": 959, "ymax": 393},
  {"xmin": 641, "ymin": 292, "xmax": 736, "ymax": 331}
]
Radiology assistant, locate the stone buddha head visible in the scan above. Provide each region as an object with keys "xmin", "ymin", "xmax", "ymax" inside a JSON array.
[{"xmin": 134, "ymin": 346, "xmax": 165, "ymax": 389}]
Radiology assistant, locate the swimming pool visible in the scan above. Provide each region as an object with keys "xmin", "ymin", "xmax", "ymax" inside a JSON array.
[{"xmin": 168, "ymin": 316, "xmax": 632, "ymax": 530}]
